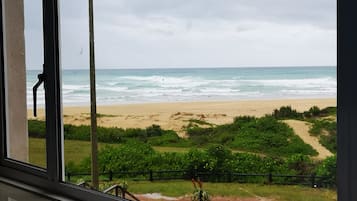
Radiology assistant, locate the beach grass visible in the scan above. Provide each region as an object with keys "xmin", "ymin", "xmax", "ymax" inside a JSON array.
[{"xmin": 124, "ymin": 181, "xmax": 336, "ymax": 201}]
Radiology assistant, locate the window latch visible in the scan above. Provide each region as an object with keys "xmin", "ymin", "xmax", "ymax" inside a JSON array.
[{"xmin": 33, "ymin": 73, "xmax": 46, "ymax": 117}]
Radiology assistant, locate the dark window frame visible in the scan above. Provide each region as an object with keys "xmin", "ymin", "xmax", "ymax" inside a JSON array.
[
  {"xmin": 0, "ymin": 0, "xmax": 124, "ymax": 200},
  {"xmin": 336, "ymin": 0, "xmax": 357, "ymax": 201},
  {"xmin": 0, "ymin": 0, "xmax": 356, "ymax": 201}
]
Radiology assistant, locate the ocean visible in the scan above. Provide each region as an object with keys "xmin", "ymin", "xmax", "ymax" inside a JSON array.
[{"xmin": 26, "ymin": 66, "xmax": 336, "ymax": 106}]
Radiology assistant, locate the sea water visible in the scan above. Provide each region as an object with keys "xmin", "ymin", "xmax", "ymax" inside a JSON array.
[{"xmin": 26, "ymin": 66, "xmax": 336, "ymax": 106}]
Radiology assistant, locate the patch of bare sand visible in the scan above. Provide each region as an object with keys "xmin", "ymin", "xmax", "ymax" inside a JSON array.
[{"xmin": 283, "ymin": 119, "xmax": 333, "ymax": 160}]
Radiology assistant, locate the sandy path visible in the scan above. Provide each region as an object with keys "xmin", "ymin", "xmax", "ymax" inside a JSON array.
[{"xmin": 283, "ymin": 120, "xmax": 333, "ymax": 160}]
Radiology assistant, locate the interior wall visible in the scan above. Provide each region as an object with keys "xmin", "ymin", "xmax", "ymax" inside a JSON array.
[{"xmin": 3, "ymin": 0, "xmax": 28, "ymax": 162}]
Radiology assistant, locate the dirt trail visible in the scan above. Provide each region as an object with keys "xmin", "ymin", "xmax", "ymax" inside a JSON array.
[{"xmin": 283, "ymin": 120, "xmax": 333, "ymax": 160}]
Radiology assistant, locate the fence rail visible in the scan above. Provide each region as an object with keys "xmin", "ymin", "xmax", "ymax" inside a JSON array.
[{"xmin": 66, "ymin": 170, "xmax": 334, "ymax": 188}]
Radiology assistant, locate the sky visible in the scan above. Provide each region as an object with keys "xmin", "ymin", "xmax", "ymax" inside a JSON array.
[{"xmin": 24, "ymin": 0, "xmax": 336, "ymax": 69}]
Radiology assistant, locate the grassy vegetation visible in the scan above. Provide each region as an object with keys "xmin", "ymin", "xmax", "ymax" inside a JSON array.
[
  {"xmin": 29, "ymin": 115, "xmax": 317, "ymax": 157},
  {"xmin": 29, "ymin": 138, "xmax": 47, "ymax": 168},
  {"xmin": 30, "ymin": 138, "xmax": 100, "ymax": 168},
  {"xmin": 29, "ymin": 138, "xmax": 196, "ymax": 167},
  {"xmin": 118, "ymin": 181, "xmax": 336, "ymax": 201},
  {"xmin": 273, "ymin": 105, "xmax": 337, "ymax": 153},
  {"xmin": 28, "ymin": 120, "xmax": 190, "ymax": 146},
  {"xmin": 187, "ymin": 116, "xmax": 317, "ymax": 157},
  {"xmin": 28, "ymin": 106, "xmax": 336, "ymax": 201},
  {"xmin": 309, "ymin": 119, "xmax": 336, "ymax": 153}
]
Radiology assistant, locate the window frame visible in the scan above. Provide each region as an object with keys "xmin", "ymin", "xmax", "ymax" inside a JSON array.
[
  {"xmin": 0, "ymin": 0, "xmax": 355, "ymax": 201},
  {"xmin": 336, "ymin": 0, "xmax": 357, "ymax": 201},
  {"xmin": 0, "ymin": 0, "xmax": 124, "ymax": 200}
]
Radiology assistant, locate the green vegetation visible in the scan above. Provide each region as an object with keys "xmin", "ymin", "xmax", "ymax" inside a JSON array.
[
  {"xmin": 28, "ymin": 106, "xmax": 337, "ymax": 190},
  {"xmin": 187, "ymin": 116, "xmax": 317, "ymax": 157},
  {"xmin": 29, "ymin": 114, "xmax": 318, "ymax": 157},
  {"xmin": 29, "ymin": 138, "xmax": 193, "ymax": 167},
  {"xmin": 272, "ymin": 105, "xmax": 337, "ymax": 153},
  {"xmin": 186, "ymin": 119, "xmax": 214, "ymax": 127},
  {"xmin": 316, "ymin": 155, "xmax": 336, "ymax": 185},
  {"xmin": 273, "ymin": 106, "xmax": 303, "ymax": 119},
  {"xmin": 64, "ymin": 143, "xmax": 325, "ymax": 184},
  {"xmin": 191, "ymin": 179, "xmax": 210, "ymax": 201},
  {"xmin": 273, "ymin": 106, "xmax": 336, "ymax": 120},
  {"xmin": 309, "ymin": 119, "xmax": 337, "ymax": 153},
  {"xmin": 28, "ymin": 120, "xmax": 189, "ymax": 146}
]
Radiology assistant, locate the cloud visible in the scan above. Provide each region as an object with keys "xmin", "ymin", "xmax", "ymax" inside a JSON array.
[{"xmin": 23, "ymin": 0, "xmax": 336, "ymax": 68}]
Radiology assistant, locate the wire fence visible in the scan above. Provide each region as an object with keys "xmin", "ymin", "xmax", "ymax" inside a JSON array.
[{"xmin": 66, "ymin": 170, "xmax": 334, "ymax": 188}]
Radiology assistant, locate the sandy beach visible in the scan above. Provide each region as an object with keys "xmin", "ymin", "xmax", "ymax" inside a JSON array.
[{"xmin": 30, "ymin": 98, "xmax": 336, "ymax": 137}]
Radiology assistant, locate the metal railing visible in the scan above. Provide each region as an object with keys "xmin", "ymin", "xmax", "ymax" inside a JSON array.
[
  {"xmin": 68, "ymin": 170, "xmax": 334, "ymax": 188},
  {"xmin": 103, "ymin": 185, "xmax": 140, "ymax": 201}
]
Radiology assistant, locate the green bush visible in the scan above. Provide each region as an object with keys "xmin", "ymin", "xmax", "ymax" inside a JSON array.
[
  {"xmin": 316, "ymin": 155, "xmax": 336, "ymax": 185},
  {"xmin": 285, "ymin": 154, "xmax": 314, "ymax": 175},
  {"xmin": 28, "ymin": 120, "xmax": 46, "ymax": 138},
  {"xmin": 272, "ymin": 106, "xmax": 303, "ymax": 120},
  {"xmin": 205, "ymin": 145, "xmax": 233, "ymax": 173},
  {"xmin": 98, "ymin": 141, "xmax": 155, "ymax": 172}
]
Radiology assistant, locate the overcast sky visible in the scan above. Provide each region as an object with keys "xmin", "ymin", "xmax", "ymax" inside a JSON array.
[{"xmin": 24, "ymin": 0, "xmax": 336, "ymax": 69}]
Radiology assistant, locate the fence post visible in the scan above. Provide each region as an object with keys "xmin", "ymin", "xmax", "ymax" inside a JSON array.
[
  {"xmin": 268, "ymin": 173, "xmax": 273, "ymax": 184},
  {"xmin": 149, "ymin": 170, "xmax": 153, "ymax": 182},
  {"xmin": 109, "ymin": 171, "xmax": 113, "ymax": 181},
  {"xmin": 67, "ymin": 173, "xmax": 71, "ymax": 182},
  {"xmin": 115, "ymin": 186, "xmax": 119, "ymax": 197},
  {"xmin": 311, "ymin": 173, "xmax": 316, "ymax": 188}
]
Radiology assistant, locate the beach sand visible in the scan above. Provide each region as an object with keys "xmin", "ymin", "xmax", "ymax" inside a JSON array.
[{"xmin": 29, "ymin": 98, "xmax": 336, "ymax": 137}]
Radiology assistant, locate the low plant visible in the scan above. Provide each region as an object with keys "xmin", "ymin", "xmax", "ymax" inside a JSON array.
[{"xmin": 191, "ymin": 178, "xmax": 210, "ymax": 201}]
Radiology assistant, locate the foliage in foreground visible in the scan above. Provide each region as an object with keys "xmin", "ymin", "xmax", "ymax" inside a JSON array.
[{"xmin": 66, "ymin": 143, "xmax": 334, "ymax": 185}]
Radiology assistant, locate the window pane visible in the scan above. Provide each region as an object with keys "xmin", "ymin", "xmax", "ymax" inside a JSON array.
[
  {"xmin": 2, "ymin": 0, "xmax": 46, "ymax": 168},
  {"xmin": 60, "ymin": 1, "xmax": 336, "ymax": 200}
]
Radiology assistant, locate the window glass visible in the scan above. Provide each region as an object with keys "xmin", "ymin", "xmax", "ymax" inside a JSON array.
[
  {"xmin": 3, "ymin": 0, "xmax": 46, "ymax": 168},
  {"xmin": 60, "ymin": 1, "xmax": 336, "ymax": 200}
]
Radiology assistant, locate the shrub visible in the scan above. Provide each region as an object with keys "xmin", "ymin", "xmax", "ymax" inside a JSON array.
[
  {"xmin": 98, "ymin": 141, "xmax": 155, "ymax": 173},
  {"xmin": 205, "ymin": 145, "xmax": 233, "ymax": 173},
  {"xmin": 28, "ymin": 120, "xmax": 46, "ymax": 138},
  {"xmin": 315, "ymin": 155, "xmax": 336, "ymax": 186},
  {"xmin": 309, "ymin": 106, "xmax": 321, "ymax": 117},
  {"xmin": 146, "ymin": 124, "xmax": 163, "ymax": 137},
  {"xmin": 272, "ymin": 106, "xmax": 303, "ymax": 119},
  {"xmin": 285, "ymin": 154, "xmax": 314, "ymax": 175}
]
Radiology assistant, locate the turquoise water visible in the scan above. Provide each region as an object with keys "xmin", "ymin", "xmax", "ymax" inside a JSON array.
[{"xmin": 27, "ymin": 66, "xmax": 336, "ymax": 106}]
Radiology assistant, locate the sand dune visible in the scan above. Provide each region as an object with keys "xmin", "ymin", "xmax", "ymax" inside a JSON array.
[{"xmin": 284, "ymin": 120, "xmax": 333, "ymax": 159}]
